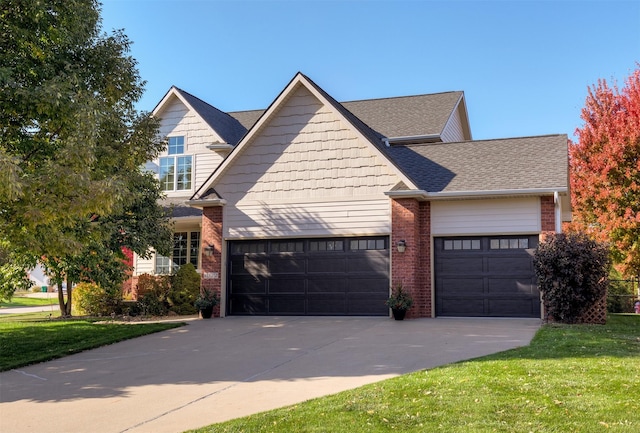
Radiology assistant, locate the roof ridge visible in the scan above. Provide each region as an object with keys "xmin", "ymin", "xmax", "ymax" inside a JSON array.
[{"xmin": 341, "ymin": 91, "xmax": 463, "ymax": 105}]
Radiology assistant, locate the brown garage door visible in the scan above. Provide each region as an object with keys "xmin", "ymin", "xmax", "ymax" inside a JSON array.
[
  {"xmin": 434, "ymin": 235, "xmax": 540, "ymax": 317},
  {"xmin": 228, "ymin": 236, "xmax": 389, "ymax": 316}
]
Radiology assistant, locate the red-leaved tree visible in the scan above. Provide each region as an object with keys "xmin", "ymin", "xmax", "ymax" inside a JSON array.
[{"xmin": 569, "ymin": 65, "xmax": 640, "ymax": 280}]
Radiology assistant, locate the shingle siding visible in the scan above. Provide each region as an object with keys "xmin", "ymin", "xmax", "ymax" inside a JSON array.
[{"xmin": 215, "ymin": 85, "xmax": 400, "ymax": 238}]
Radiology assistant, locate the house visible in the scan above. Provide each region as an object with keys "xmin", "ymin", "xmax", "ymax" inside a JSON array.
[{"xmin": 133, "ymin": 72, "xmax": 570, "ymax": 319}]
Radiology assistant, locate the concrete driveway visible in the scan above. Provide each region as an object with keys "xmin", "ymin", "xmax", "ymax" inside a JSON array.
[{"xmin": 0, "ymin": 316, "xmax": 540, "ymax": 433}]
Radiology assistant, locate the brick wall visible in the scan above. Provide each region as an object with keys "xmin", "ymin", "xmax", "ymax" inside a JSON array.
[
  {"xmin": 201, "ymin": 206, "xmax": 224, "ymax": 317},
  {"xmin": 540, "ymin": 195, "xmax": 556, "ymax": 239},
  {"xmin": 391, "ymin": 198, "xmax": 432, "ymax": 318}
]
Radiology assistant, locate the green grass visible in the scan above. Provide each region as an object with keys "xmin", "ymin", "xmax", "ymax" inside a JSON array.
[
  {"xmin": 189, "ymin": 315, "xmax": 640, "ymax": 433},
  {"xmin": 0, "ymin": 314, "xmax": 184, "ymax": 371},
  {"xmin": 0, "ymin": 296, "xmax": 59, "ymax": 307}
]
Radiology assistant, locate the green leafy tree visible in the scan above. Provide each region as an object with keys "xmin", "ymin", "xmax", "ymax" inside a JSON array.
[
  {"xmin": 0, "ymin": 0, "xmax": 172, "ymax": 312},
  {"xmin": 569, "ymin": 65, "xmax": 640, "ymax": 280}
]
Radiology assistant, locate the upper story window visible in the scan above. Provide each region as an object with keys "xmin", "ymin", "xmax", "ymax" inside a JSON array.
[{"xmin": 160, "ymin": 136, "xmax": 192, "ymax": 191}]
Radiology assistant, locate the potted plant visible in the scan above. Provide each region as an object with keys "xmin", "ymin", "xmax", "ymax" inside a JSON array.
[
  {"xmin": 385, "ymin": 283, "xmax": 413, "ymax": 320},
  {"xmin": 194, "ymin": 289, "xmax": 219, "ymax": 319}
]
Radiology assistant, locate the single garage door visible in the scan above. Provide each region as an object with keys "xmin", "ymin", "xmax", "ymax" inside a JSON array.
[
  {"xmin": 228, "ymin": 236, "xmax": 389, "ymax": 316},
  {"xmin": 434, "ymin": 235, "xmax": 540, "ymax": 317}
]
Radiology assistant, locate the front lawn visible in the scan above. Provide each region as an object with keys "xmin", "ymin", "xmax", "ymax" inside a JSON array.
[
  {"xmin": 0, "ymin": 295, "xmax": 58, "ymax": 308},
  {"xmin": 0, "ymin": 314, "xmax": 184, "ymax": 371},
  {"xmin": 189, "ymin": 315, "xmax": 640, "ymax": 433}
]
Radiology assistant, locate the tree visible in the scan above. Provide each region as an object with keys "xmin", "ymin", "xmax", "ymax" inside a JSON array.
[
  {"xmin": 0, "ymin": 0, "xmax": 171, "ymax": 311},
  {"xmin": 534, "ymin": 233, "xmax": 610, "ymax": 324},
  {"xmin": 569, "ymin": 65, "xmax": 640, "ymax": 280}
]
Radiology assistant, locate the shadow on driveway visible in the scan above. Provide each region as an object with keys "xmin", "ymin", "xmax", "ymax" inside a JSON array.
[{"xmin": 0, "ymin": 316, "xmax": 540, "ymax": 433}]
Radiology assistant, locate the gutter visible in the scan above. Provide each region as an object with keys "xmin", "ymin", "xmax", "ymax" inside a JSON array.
[
  {"xmin": 385, "ymin": 187, "xmax": 568, "ymax": 201},
  {"xmin": 381, "ymin": 134, "xmax": 442, "ymax": 147}
]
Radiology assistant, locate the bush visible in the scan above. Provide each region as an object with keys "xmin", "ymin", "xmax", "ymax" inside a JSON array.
[
  {"xmin": 73, "ymin": 282, "xmax": 122, "ymax": 316},
  {"xmin": 168, "ymin": 263, "xmax": 201, "ymax": 315},
  {"xmin": 136, "ymin": 274, "xmax": 171, "ymax": 316},
  {"xmin": 534, "ymin": 233, "xmax": 610, "ymax": 323}
]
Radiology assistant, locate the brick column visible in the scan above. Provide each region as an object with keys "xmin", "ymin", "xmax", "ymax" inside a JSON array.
[
  {"xmin": 391, "ymin": 198, "xmax": 432, "ymax": 318},
  {"xmin": 201, "ymin": 206, "xmax": 223, "ymax": 317},
  {"xmin": 540, "ymin": 195, "xmax": 556, "ymax": 242}
]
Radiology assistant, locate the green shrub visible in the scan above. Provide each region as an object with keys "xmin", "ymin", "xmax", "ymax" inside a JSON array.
[
  {"xmin": 168, "ymin": 263, "xmax": 200, "ymax": 315},
  {"xmin": 73, "ymin": 282, "xmax": 122, "ymax": 316},
  {"xmin": 534, "ymin": 232, "xmax": 610, "ymax": 323},
  {"xmin": 137, "ymin": 274, "xmax": 171, "ymax": 316}
]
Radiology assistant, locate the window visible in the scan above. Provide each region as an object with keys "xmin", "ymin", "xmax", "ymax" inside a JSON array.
[
  {"xmin": 160, "ymin": 136, "xmax": 192, "ymax": 191},
  {"xmin": 270, "ymin": 241, "xmax": 304, "ymax": 253},
  {"xmin": 350, "ymin": 238, "xmax": 386, "ymax": 251},
  {"xmin": 309, "ymin": 240, "xmax": 344, "ymax": 252},
  {"xmin": 231, "ymin": 242, "xmax": 267, "ymax": 255},
  {"xmin": 490, "ymin": 238, "xmax": 529, "ymax": 250},
  {"xmin": 443, "ymin": 239, "xmax": 481, "ymax": 251},
  {"xmin": 155, "ymin": 231, "xmax": 201, "ymax": 274}
]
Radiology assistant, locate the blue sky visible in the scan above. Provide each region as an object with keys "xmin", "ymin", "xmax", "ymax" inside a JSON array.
[{"xmin": 101, "ymin": 0, "xmax": 639, "ymax": 140}]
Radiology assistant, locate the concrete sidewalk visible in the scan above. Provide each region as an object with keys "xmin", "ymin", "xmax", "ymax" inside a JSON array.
[{"xmin": 0, "ymin": 316, "xmax": 540, "ymax": 433}]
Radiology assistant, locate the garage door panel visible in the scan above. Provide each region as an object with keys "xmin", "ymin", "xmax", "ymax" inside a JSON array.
[
  {"xmin": 268, "ymin": 296, "xmax": 306, "ymax": 314},
  {"xmin": 488, "ymin": 278, "xmax": 537, "ymax": 294},
  {"xmin": 347, "ymin": 277, "xmax": 389, "ymax": 293},
  {"xmin": 307, "ymin": 295, "xmax": 346, "ymax": 315},
  {"xmin": 228, "ymin": 276, "xmax": 266, "ymax": 295},
  {"xmin": 347, "ymin": 293, "xmax": 388, "ymax": 315},
  {"xmin": 347, "ymin": 254, "xmax": 388, "ymax": 274},
  {"xmin": 488, "ymin": 299, "xmax": 539, "ymax": 317},
  {"xmin": 308, "ymin": 257, "xmax": 346, "ymax": 273},
  {"xmin": 438, "ymin": 277, "xmax": 484, "ymax": 294},
  {"xmin": 269, "ymin": 256, "xmax": 306, "ymax": 274},
  {"xmin": 230, "ymin": 256, "xmax": 269, "ymax": 278},
  {"xmin": 308, "ymin": 278, "xmax": 347, "ymax": 293},
  {"xmin": 229, "ymin": 295, "xmax": 267, "ymax": 315},
  {"xmin": 435, "ymin": 235, "xmax": 540, "ymax": 318},
  {"xmin": 438, "ymin": 257, "xmax": 484, "ymax": 273},
  {"xmin": 439, "ymin": 298, "xmax": 485, "ymax": 316},
  {"xmin": 268, "ymin": 277, "xmax": 305, "ymax": 294},
  {"xmin": 487, "ymin": 257, "xmax": 533, "ymax": 273},
  {"xmin": 228, "ymin": 237, "xmax": 389, "ymax": 316}
]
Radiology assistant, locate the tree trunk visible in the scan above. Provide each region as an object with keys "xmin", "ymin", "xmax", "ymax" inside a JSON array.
[{"xmin": 57, "ymin": 281, "xmax": 66, "ymax": 315}]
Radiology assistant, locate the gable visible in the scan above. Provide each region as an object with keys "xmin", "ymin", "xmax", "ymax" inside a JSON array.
[
  {"xmin": 212, "ymin": 84, "xmax": 405, "ymax": 238},
  {"xmin": 215, "ymin": 84, "xmax": 402, "ymax": 203}
]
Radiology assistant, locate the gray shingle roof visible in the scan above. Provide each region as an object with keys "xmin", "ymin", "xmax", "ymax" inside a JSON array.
[
  {"xmin": 175, "ymin": 88, "xmax": 248, "ymax": 145},
  {"xmin": 342, "ymin": 92, "xmax": 463, "ymax": 138},
  {"xmin": 225, "ymin": 91, "xmax": 463, "ymax": 143},
  {"xmin": 385, "ymin": 134, "xmax": 569, "ymax": 193},
  {"xmin": 159, "ymin": 196, "xmax": 202, "ymax": 219}
]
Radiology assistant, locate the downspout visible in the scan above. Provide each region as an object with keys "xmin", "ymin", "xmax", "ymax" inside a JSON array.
[{"xmin": 554, "ymin": 191, "xmax": 562, "ymax": 233}]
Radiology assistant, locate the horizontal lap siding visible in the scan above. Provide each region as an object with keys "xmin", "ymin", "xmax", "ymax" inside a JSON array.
[
  {"xmin": 216, "ymin": 85, "xmax": 399, "ymax": 238},
  {"xmin": 155, "ymin": 98, "xmax": 225, "ymax": 197},
  {"xmin": 431, "ymin": 198, "xmax": 541, "ymax": 235},
  {"xmin": 225, "ymin": 199, "xmax": 391, "ymax": 238},
  {"xmin": 440, "ymin": 107, "xmax": 465, "ymax": 142}
]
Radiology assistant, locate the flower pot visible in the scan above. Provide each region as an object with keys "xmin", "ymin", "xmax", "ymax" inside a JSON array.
[
  {"xmin": 199, "ymin": 306, "xmax": 214, "ymax": 319},
  {"xmin": 392, "ymin": 308, "xmax": 407, "ymax": 320}
]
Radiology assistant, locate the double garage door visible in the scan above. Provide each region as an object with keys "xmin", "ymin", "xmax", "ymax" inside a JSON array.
[
  {"xmin": 435, "ymin": 235, "xmax": 540, "ymax": 318},
  {"xmin": 228, "ymin": 236, "xmax": 389, "ymax": 316}
]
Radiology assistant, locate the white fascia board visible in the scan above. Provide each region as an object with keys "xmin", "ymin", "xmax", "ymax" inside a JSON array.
[
  {"xmin": 385, "ymin": 187, "xmax": 568, "ymax": 201},
  {"xmin": 152, "ymin": 87, "xmax": 226, "ymax": 144},
  {"xmin": 185, "ymin": 198, "xmax": 227, "ymax": 208},
  {"xmin": 384, "ymin": 190, "xmax": 430, "ymax": 200}
]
